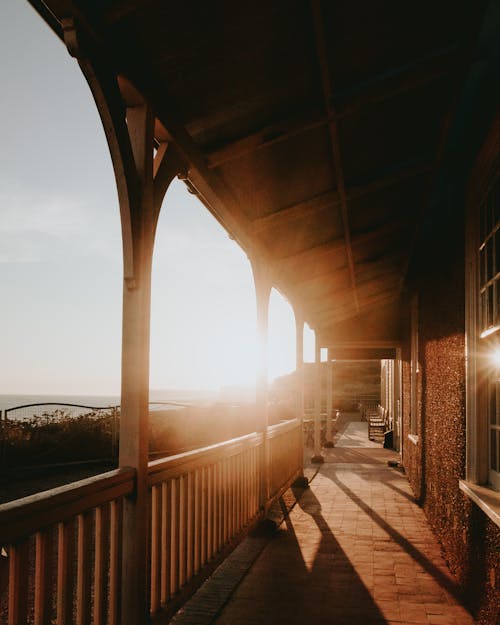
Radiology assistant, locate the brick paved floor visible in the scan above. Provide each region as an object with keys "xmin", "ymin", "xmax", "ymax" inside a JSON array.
[{"xmin": 171, "ymin": 420, "xmax": 476, "ymax": 625}]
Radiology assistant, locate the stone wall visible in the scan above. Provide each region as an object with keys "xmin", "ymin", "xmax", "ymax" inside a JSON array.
[{"xmin": 402, "ymin": 209, "xmax": 499, "ymax": 624}]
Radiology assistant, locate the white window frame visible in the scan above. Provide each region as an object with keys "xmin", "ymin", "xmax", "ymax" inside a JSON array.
[
  {"xmin": 409, "ymin": 293, "xmax": 419, "ymax": 442},
  {"xmin": 462, "ymin": 124, "xmax": 500, "ymax": 526}
]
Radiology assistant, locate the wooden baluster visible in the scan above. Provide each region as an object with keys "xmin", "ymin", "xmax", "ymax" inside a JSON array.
[
  {"xmin": 170, "ymin": 478, "xmax": 180, "ymax": 595},
  {"xmin": 160, "ymin": 480, "xmax": 171, "ymax": 607},
  {"xmin": 76, "ymin": 512, "xmax": 93, "ymax": 625},
  {"xmin": 200, "ymin": 466, "xmax": 207, "ymax": 567},
  {"xmin": 229, "ymin": 456, "xmax": 238, "ymax": 538},
  {"xmin": 217, "ymin": 461, "xmax": 222, "ymax": 550},
  {"xmin": 34, "ymin": 528, "xmax": 53, "ymax": 625},
  {"xmin": 57, "ymin": 520, "xmax": 75, "ymax": 625},
  {"xmin": 8, "ymin": 539, "xmax": 30, "ymax": 625},
  {"xmin": 206, "ymin": 465, "xmax": 212, "ymax": 562},
  {"xmin": 236, "ymin": 455, "xmax": 240, "ymax": 532},
  {"xmin": 178, "ymin": 475, "xmax": 187, "ymax": 587},
  {"xmin": 244, "ymin": 450, "xmax": 249, "ymax": 524},
  {"xmin": 150, "ymin": 485, "xmax": 161, "ymax": 616},
  {"xmin": 93, "ymin": 506, "xmax": 107, "ymax": 625},
  {"xmin": 186, "ymin": 472, "xmax": 194, "ymax": 581},
  {"xmin": 109, "ymin": 499, "xmax": 122, "ymax": 625}
]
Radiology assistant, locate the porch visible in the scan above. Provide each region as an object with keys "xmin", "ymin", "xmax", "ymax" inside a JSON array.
[{"xmin": 171, "ymin": 418, "xmax": 474, "ymax": 625}]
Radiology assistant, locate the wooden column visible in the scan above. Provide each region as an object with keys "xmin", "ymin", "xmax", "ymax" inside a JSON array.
[
  {"xmin": 62, "ymin": 20, "xmax": 185, "ymax": 624},
  {"xmin": 324, "ymin": 359, "xmax": 334, "ymax": 447},
  {"xmin": 251, "ymin": 259, "xmax": 272, "ymax": 508},
  {"xmin": 294, "ymin": 308, "xmax": 304, "ymax": 421},
  {"xmin": 311, "ymin": 333, "xmax": 324, "ymax": 463}
]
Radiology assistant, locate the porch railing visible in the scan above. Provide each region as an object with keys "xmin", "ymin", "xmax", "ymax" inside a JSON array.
[{"xmin": 0, "ymin": 419, "xmax": 302, "ymax": 624}]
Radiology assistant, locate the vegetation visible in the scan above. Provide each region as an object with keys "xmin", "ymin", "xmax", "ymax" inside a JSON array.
[
  {"xmin": 1, "ymin": 401, "xmax": 296, "ymax": 469},
  {"xmin": 2, "ymin": 409, "xmax": 117, "ymax": 468}
]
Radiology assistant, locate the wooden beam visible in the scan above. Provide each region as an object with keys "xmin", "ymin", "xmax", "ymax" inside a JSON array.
[
  {"xmin": 347, "ymin": 159, "xmax": 432, "ymax": 201},
  {"xmin": 276, "ymin": 218, "xmax": 407, "ymax": 266},
  {"xmin": 311, "ymin": 0, "xmax": 359, "ymax": 312},
  {"xmin": 252, "ymin": 159, "xmax": 430, "ymax": 235},
  {"xmin": 252, "ymin": 189, "xmax": 339, "ymax": 233},
  {"xmin": 203, "ymin": 48, "xmax": 456, "ymax": 170},
  {"xmin": 313, "ymin": 290, "xmax": 401, "ymax": 328},
  {"xmin": 275, "ymin": 238, "xmax": 345, "ymax": 267},
  {"xmin": 309, "ymin": 273, "xmax": 401, "ymax": 318},
  {"xmin": 207, "ymin": 111, "xmax": 331, "ymax": 169},
  {"xmin": 334, "ymin": 45, "xmax": 458, "ymax": 118}
]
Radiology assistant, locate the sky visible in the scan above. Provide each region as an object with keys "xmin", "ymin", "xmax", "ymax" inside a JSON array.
[{"xmin": 0, "ymin": 0, "xmax": 315, "ymax": 397}]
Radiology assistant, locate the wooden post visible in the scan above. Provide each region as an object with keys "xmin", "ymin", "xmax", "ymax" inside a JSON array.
[
  {"xmin": 311, "ymin": 332, "xmax": 324, "ymax": 463},
  {"xmin": 324, "ymin": 359, "xmax": 334, "ymax": 447},
  {"xmin": 251, "ymin": 258, "xmax": 272, "ymax": 508},
  {"xmin": 62, "ymin": 20, "xmax": 185, "ymax": 622},
  {"xmin": 294, "ymin": 308, "xmax": 304, "ymax": 422},
  {"xmin": 118, "ymin": 102, "xmax": 155, "ymax": 625}
]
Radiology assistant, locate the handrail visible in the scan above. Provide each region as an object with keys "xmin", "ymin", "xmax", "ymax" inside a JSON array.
[
  {"xmin": 0, "ymin": 419, "xmax": 303, "ymax": 624},
  {"xmin": 266, "ymin": 418, "xmax": 300, "ymax": 438},
  {"xmin": 0, "ymin": 466, "xmax": 135, "ymax": 544},
  {"xmin": 148, "ymin": 431, "xmax": 262, "ymax": 485}
]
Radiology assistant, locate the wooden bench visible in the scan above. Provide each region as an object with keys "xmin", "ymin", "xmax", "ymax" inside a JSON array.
[{"xmin": 364, "ymin": 404, "xmax": 389, "ymax": 441}]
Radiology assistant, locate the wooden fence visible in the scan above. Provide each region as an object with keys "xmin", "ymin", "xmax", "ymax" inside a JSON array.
[{"xmin": 0, "ymin": 419, "xmax": 303, "ymax": 624}]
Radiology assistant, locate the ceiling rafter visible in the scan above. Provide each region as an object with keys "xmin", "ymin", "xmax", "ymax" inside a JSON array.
[
  {"xmin": 333, "ymin": 45, "xmax": 458, "ymax": 117},
  {"xmin": 310, "ymin": 0, "xmax": 359, "ymax": 312},
  {"xmin": 204, "ymin": 47, "xmax": 456, "ymax": 170},
  {"xmin": 312, "ymin": 290, "xmax": 401, "ymax": 329},
  {"xmin": 276, "ymin": 217, "xmax": 407, "ymax": 266},
  {"xmin": 252, "ymin": 189, "xmax": 339, "ymax": 233},
  {"xmin": 206, "ymin": 111, "xmax": 331, "ymax": 169},
  {"xmin": 252, "ymin": 159, "xmax": 430, "ymax": 234},
  {"xmin": 306, "ymin": 268, "xmax": 401, "ymax": 314}
]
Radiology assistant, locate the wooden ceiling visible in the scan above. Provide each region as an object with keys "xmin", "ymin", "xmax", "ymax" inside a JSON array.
[{"xmin": 31, "ymin": 0, "xmax": 486, "ymax": 346}]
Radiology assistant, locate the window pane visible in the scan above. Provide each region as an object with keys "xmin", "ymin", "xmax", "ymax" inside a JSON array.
[
  {"xmin": 480, "ymin": 202, "xmax": 487, "ymax": 242},
  {"xmin": 494, "ymin": 181, "xmax": 500, "ymax": 228},
  {"xmin": 480, "ymin": 246, "xmax": 486, "ymax": 286},
  {"xmin": 481, "ymin": 290, "xmax": 488, "ymax": 331},
  {"xmin": 490, "ymin": 380, "xmax": 496, "ymax": 424},
  {"xmin": 496, "ymin": 230, "xmax": 500, "ymax": 276},
  {"xmin": 496, "ymin": 380, "xmax": 500, "ymax": 425},
  {"xmin": 488, "ymin": 285, "xmax": 494, "ymax": 327},
  {"xmin": 486, "ymin": 199, "xmax": 494, "ymax": 235},
  {"xmin": 491, "ymin": 430, "xmax": 498, "ymax": 472},
  {"xmin": 487, "ymin": 238, "xmax": 494, "ymax": 281}
]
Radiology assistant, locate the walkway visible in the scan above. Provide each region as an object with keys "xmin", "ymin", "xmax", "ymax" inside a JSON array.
[{"xmin": 169, "ymin": 417, "xmax": 475, "ymax": 625}]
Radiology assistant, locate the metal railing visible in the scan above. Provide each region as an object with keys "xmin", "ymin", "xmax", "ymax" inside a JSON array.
[
  {"xmin": 0, "ymin": 401, "xmax": 192, "ymax": 471},
  {"xmin": 0, "ymin": 418, "xmax": 303, "ymax": 625},
  {"xmin": 1, "ymin": 403, "xmax": 120, "ymax": 471}
]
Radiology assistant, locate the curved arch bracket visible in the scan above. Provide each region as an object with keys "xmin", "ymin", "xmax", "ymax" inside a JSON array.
[{"xmin": 61, "ymin": 17, "xmax": 186, "ymax": 290}]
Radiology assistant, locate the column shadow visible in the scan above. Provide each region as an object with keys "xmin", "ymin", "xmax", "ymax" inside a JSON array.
[{"xmin": 323, "ymin": 472, "xmax": 464, "ymax": 601}]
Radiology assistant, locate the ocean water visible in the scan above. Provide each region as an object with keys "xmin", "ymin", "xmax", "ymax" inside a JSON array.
[{"xmin": 0, "ymin": 389, "xmax": 221, "ymax": 414}]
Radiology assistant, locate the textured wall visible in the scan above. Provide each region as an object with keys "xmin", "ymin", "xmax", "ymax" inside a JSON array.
[{"xmin": 402, "ymin": 225, "xmax": 500, "ymax": 625}]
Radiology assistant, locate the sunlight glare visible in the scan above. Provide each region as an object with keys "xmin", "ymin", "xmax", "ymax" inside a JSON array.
[{"xmin": 490, "ymin": 346, "xmax": 500, "ymax": 368}]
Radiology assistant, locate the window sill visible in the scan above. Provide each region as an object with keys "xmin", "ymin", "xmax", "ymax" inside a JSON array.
[
  {"xmin": 459, "ymin": 480, "xmax": 500, "ymax": 528},
  {"xmin": 408, "ymin": 434, "xmax": 419, "ymax": 446}
]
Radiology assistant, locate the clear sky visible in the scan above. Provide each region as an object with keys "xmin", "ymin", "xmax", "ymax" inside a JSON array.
[{"xmin": 0, "ymin": 1, "xmax": 315, "ymax": 397}]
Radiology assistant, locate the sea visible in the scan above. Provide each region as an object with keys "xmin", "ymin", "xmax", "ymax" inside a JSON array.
[{"xmin": 0, "ymin": 386, "xmax": 254, "ymax": 415}]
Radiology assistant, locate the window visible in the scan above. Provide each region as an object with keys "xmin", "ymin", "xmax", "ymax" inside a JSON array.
[
  {"xmin": 410, "ymin": 294, "xmax": 419, "ymax": 439},
  {"xmin": 465, "ymin": 132, "xmax": 499, "ymax": 495},
  {"xmin": 478, "ymin": 179, "xmax": 500, "ymax": 490}
]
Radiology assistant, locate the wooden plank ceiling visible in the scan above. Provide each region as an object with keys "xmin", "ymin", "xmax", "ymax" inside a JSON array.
[{"xmin": 31, "ymin": 0, "xmax": 485, "ymax": 345}]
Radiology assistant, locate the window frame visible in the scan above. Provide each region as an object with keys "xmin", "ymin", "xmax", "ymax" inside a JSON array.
[
  {"xmin": 409, "ymin": 293, "xmax": 419, "ymax": 441},
  {"xmin": 465, "ymin": 122, "xmax": 500, "ymax": 493}
]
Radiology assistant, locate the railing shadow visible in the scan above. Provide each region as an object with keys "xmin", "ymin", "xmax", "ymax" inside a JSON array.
[
  {"xmin": 220, "ymin": 482, "xmax": 389, "ymax": 624},
  {"xmin": 324, "ymin": 472, "xmax": 464, "ymax": 602}
]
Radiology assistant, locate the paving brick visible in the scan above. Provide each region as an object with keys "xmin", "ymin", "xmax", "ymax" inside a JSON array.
[{"xmin": 168, "ymin": 438, "xmax": 475, "ymax": 625}]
